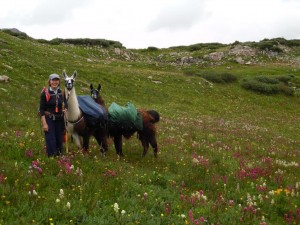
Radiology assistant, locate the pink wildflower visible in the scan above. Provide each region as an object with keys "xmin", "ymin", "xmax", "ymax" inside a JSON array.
[
  {"xmin": 25, "ymin": 149, "xmax": 33, "ymax": 158},
  {"xmin": 200, "ymin": 216, "xmax": 205, "ymax": 222},
  {"xmin": 16, "ymin": 130, "xmax": 21, "ymax": 137},
  {"xmin": 104, "ymin": 169, "xmax": 117, "ymax": 177},
  {"xmin": 0, "ymin": 173, "xmax": 6, "ymax": 183},
  {"xmin": 31, "ymin": 161, "xmax": 43, "ymax": 174},
  {"xmin": 189, "ymin": 210, "xmax": 194, "ymax": 222}
]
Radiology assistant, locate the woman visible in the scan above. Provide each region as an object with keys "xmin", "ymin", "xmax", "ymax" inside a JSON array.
[{"xmin": 39, "ymin": 74, "xmax": 66, "ymax": 157}]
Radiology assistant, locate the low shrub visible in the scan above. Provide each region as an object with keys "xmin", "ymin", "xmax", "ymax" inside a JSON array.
[
  {"xmin": 200, "ymin": 72, "xmax": 237, "ymax": 83},
  {"xmin": 254, "ymin": 76, "xmax": 279, "ymax": 84},
  {"xmin": 241, "ymin": 79, "xmax": 280, "ymax": 95},
  {"xmin": 241, "ymin": 75, "xmax": 296, "ymax": 96},
  {"xmin": 147, "ymin": 46, "xmax": 159, "ymax": 51},
  {"xmin": 275, "ymin": 75, "xmax": 293, "ymax": 84},
  {"xmin": 47, "ymin": 38, "xmax": 123, "ymax": 48}
]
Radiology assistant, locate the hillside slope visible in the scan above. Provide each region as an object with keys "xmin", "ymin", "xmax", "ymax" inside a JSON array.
[{"xmin": 0, "ymin": 31, "xmax": 300, "ymax": 224}]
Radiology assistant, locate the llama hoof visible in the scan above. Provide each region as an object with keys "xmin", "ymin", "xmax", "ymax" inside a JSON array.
[
  {"xmin": 82, "ymin": 149, "xmax": 88, "ymax": 155},
  {"xmin": 117, "ymin": 153, "xmax": 124, "ymax": 160}
]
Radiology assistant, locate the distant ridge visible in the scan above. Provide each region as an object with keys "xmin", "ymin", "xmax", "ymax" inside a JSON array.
[
  {"xmin": 1, "ymin": 27, "xmax": 300, "ymax": 50},
  {"xmin": 0, "ymin": 28, "xmax": 123, "ymax": 48}
]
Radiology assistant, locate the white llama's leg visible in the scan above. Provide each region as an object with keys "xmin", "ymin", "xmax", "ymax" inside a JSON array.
[{"xmin": 72, "ymin": 133, "xmax": 82, "ymax": 148}]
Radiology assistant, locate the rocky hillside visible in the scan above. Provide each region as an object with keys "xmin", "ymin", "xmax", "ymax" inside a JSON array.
[{"xmin": 1, "ymin": 28, "xmax": 300, "ymax": 68}]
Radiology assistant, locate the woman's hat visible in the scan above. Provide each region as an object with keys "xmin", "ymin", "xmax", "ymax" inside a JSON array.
[{"xmin": 49, "ymin": 74, "xmax": 60, "ymax": 80}]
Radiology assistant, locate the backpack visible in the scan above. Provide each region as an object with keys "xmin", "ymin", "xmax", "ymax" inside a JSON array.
[
  {"xmin": 38, "ymin": 87, "xmax": 50, "ymax": 117},
  {"xmin": 108, "ymin": 102, "xmax": 143, "ymax": 131},
  {"xmin": 37, "ymin": 87, "xmax": 65, "ymax": 117},
  {"xmin": 77, "ymin": 95, "xmax": 108, "ymax": 128}
]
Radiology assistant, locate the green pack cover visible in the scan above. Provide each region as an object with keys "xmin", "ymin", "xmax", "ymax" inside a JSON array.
[{"xmin": 108, "ymin": 102, "xmax": 143, "ymax": 131}]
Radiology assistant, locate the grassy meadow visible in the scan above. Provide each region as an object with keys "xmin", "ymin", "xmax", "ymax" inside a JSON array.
[{"xmin": 0, "ymin": 31, "xmax": 300, "ymax": 224}]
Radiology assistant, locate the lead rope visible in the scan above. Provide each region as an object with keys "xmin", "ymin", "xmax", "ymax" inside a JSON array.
[{"xmin": 62, "ymin": 99, "xmax": 68, "ymax": 154}]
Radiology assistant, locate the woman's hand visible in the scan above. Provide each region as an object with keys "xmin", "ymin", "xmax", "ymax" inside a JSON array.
[
  {"xmin": 43, "ymin": 123, "xmax": 49, "ymax": 132},
  {"xmin": 41, "ymin": 115, "xmax": 49, "ymax": 132}
]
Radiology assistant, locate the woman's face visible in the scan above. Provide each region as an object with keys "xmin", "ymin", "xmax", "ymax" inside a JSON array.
[{"xmin": 49, "ymin": 78, "xmax": 60, "ymax": 89}]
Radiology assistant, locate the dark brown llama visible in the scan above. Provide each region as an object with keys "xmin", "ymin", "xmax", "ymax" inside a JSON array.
[{"xmin": 90, "ymin": 84, "xmax": 160, "ymax": 158}]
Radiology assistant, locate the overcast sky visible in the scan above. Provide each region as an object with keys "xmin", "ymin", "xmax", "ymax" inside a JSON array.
[{"xmin": 1, "ymin": 0, "xmax": 300, "ymax": 49}]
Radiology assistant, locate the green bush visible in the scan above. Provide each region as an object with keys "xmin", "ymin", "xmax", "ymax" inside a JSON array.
[
  {"xmin": 2, "ymin": 29, "xmax": 31, "ymax": 40},
  {"xmin": 47, "ymin": 38, "xmax": 123, "ymax": 48},
  {"xmin": 241, "ymin": 79, "xmax": 280, "ymax": 95},
  {"xmin": 241, "ymin": 75, "xmax": 296, "ymax": 96},
  {"xmin": 200, "ymin": 72, "xmax": 237, "ymax": 83},
  {"xmin": 278, "ymin": 83, "xmax": 294, "ymax": 96},
  {"xmin": 275, "ymin": 75, "xmax": 293, "ymax": 84},
  {"xmin": 147, "ymin": 46, "xmax": 159, "ymax": 51},
  {"xmin": 254, "ymin": 76, "xmax": 279, "ymax": 84}
]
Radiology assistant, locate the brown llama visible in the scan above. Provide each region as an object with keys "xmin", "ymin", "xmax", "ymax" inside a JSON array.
[{"xmin": 90, "ymin": 84, "xmax": 160, "ymax": 158}]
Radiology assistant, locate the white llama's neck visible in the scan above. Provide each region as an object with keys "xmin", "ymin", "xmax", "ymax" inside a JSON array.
[{"xmin": 66, "ymin": 87, "xmax": 81, "ymax": 121}]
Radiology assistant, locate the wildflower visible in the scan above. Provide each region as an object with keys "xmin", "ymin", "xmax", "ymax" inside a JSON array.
[
  {"xmin": 291, "ymin": 190, "xmax": 295, "ymax": 197},
  {"xmin": 189, "ymin": 210, "xmax": 194, "ymax": 222},
  {"xmin": 143, "ymin": 192, "xmax": 148, "ymax": 200},
  {"xmin": 59, "ymin": 189, "xmax": 64, "ymax": 199},
  {"xmin": 228, "ymin": 200, "xmax": 234, "ymax": 207},
  {"xmin": 0, "ymin": 173, "xmax": 7, "ymax": 183},
  {"xmin": 121, "ymin": 210, "xmax": 126, "ymax": 215},
  {"xmin": 56, "ymin": 199, "xmax": 60, "ymax": 203},
  {"xmin": 113, "ymin": 203, "xmax": 119, "ymax": 213},
  {"xmin": 274, "ymin": 188, "xmax": 282, "ymax": 195},
  {"xmin": 31, "ymin": 161, "xmax": 43, "ymax": 174},
  {"xmin": 75, "ymin": 167, "xmax": 83, "ymax": 176},
  {"xmin": 25, "ymin": 149, "xmax": 33, "ymax": 158},
  {"xmin": 16, "ymin": 130, "xmax": 21, "ymax": 137},
  {"xmin": 32, "ymin": 190, "xmax": 38, "ymax": 196},
  {"xmin": 66, "ymin": 202, "xmax": 71, "ymax": 209},
  {"xmin": 180, "ymin": 214, "xmax": 186, "ymax": 218},
  {"xmin": 284, "ymin": 189, "xmax": 290, "ymax": 195},
  {"xmin": 271, "ymin": 199, "xmax": 275, "ymax": 204}
]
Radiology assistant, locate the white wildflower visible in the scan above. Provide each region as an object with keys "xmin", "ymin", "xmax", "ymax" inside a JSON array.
[
  {"xmin": 66, "ymin": 202, "xmax": 71, "ymax": 209},
  {"xmin": 59, "ymin": 189, "xmax": 64, "ymax": 199},
  {"xmin": 113, "ymin": 203, "xmax": 119, "ymax": 213}
]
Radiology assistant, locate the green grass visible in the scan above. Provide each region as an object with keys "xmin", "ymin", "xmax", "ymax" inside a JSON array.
[{"xmin": 1, "ymin": 31, "xmax": 300, "ymax": 224}]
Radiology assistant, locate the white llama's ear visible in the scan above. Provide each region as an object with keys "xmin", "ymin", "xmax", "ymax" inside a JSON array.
[
  {"xmin": 72, "ymin": 71, "xmax": 77, "ymax": 79},
  {"xmin": 62, "ymin": 70, "xmax": 67, "ymax": 79}
]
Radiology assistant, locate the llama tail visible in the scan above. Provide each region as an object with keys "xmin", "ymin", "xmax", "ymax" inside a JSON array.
[{"xmin": 147, "ymin": 110, "xmax": 160, "ymax": 123}]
